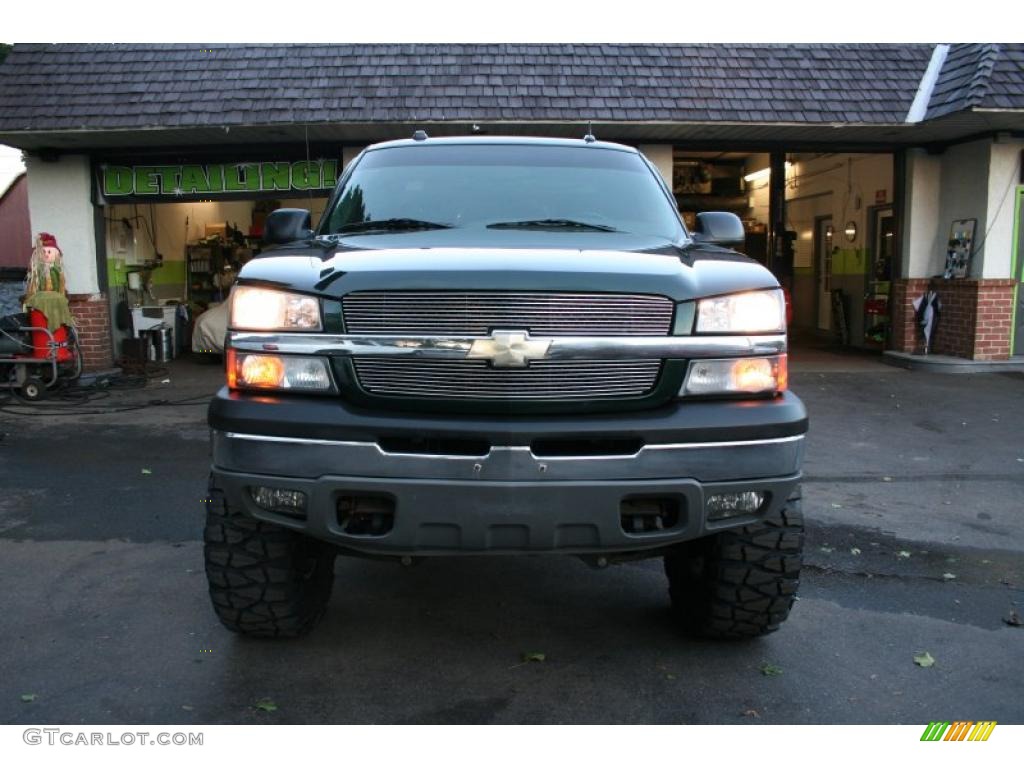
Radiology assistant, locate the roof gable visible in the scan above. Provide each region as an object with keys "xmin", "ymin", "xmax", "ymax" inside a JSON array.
[{"xmin": 926, "ymin": 43, "xmax": 1024, "ymax": 119}]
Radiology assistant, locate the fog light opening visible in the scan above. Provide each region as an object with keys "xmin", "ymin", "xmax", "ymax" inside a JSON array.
[
  {"xmin": 620, "ymin": 497, "xmax": 681, "ymax": 534},
  {"xmin": 249, "ymin": 486, "xmax": 308, "ymax": 519},
  {"xmin": 706, "ymin": 491, "xmax": 766, "ymax": 521},
  {"xmin": 337, "ymin": 494, "xmax": 396, "ymax": 537}
]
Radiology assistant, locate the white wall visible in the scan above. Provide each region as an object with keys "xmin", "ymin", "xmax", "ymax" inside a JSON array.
[
  {"xmin": 936, "ymin": 140, "xmax": 990, "ymax": 278},
  {"xmin": 786, "ymin": 153, "xmax": 894, "ymax": 251},
  {"xmin": 902, "ymin": 137, "xmax": 1024, "ymax": 279},
  {"xmin": 25, "ymin": 154, "xmax": 99, "ymax": 294},
  {"xmin": 637, "ymin": 145, "xmax": 673, "ymax": 187},
  {"xmin": 786, "ymin": 193, "xmax": 833, "ymax": 270},
  {"xmin": 902, "ymin": 149, "xmax": 942, "ymax": 278},
  {"xmin": 982, "ymin": 139, "xmax": 1024, "ymax": 278}
]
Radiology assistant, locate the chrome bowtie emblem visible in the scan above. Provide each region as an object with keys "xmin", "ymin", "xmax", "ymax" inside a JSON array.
[{"xmin": 467, "ymin": 330, "xmax": 552, "ymax": 368}]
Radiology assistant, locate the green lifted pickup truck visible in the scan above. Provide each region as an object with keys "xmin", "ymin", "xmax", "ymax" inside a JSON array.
[{"xmin": 204, "ymin": 135, "xmax": 807, "ymax": 640}]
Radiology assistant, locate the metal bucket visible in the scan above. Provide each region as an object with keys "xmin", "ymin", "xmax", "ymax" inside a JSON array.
[{"xmin": 158, "ymin": 325, "xmax": 175, "ymax": 361}]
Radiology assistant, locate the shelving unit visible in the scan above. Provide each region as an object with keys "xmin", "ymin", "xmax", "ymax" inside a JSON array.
[{"xmin": 186, "ymin": 244, "xmax": 221, "ymax": 307}]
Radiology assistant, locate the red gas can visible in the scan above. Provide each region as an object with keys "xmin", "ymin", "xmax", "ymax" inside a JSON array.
[{"xmin": 26, "ymin": 309, "xmax": 72, "ymax": 362}]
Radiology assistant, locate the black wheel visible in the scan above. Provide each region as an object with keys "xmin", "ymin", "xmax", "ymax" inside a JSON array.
[
  {"xmin": 203, "ymin": 485, "xmax": 336, "ymax": 638},
  {"xmin": 20, "ymin": 377, "xmax": 46, "ymax": 401},
  {"xmin": 664, "ymin": 488, "xmax": 804, "ymax": 640}
]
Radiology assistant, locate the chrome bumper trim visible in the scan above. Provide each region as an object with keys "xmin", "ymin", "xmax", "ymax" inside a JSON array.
[
  {"xmin": 228, "ymin": 332, "xmax": 787, "ymax": 360},
  {"xmin": 224, "ymin": 431, "xmax": 803, "ymax": 456},
  {"xmin": 216, "ymin": 432, "xmax": 805, "ymax": 483}
]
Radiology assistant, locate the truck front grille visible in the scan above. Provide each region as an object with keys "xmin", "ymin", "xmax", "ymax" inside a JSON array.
[
  {"xmin": 351, "ymin": 358, "xmax": 663, "ymax": 400},
  {"xmin": 342, "ymin": 291, "xmax": 674, "ymax": 336}
]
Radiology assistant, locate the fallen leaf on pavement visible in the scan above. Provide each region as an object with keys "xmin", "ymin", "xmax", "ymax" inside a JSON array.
[
  {"xmin": 913, "ymin": 651, "xmax": 935, "ymax": 668},
  {"xmin": 760, "ymin": 663, "xmax": 783, "ymax": 677},
  {"xmin": 255, "ymin": 698, "xmax": 278, "ymax": 713},
  {"xmin": 522, "ymin": 652, "xmax": 546, "ymax": 663}
]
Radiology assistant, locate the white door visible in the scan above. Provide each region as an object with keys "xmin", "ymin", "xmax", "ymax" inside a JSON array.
[{"xmin": 817, "ymin": 217, "xmax": 834, "ymax": 331}]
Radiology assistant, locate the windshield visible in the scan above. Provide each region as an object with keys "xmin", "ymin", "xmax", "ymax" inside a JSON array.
[{"xmin": 320, "ymin": 144, "xmax": 685, "ymax": 242}]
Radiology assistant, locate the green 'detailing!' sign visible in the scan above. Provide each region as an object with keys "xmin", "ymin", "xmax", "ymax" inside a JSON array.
[{"xmin": 101, "ymin": 160, "xmax": 340, "ymax": 199}]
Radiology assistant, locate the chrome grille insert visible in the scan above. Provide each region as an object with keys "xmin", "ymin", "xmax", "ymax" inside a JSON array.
[
  {"xmin": 342, "ymin": 291, "xmax": 674, "ymax": 336},
  {"xmin": 352, "ymin": 358, "xmax": 663, "ymax": 400}
]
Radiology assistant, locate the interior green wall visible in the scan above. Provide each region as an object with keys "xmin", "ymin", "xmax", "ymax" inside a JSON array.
[{"xmin": 107, "ymin": 259, "xmax": 186, "ymax": 289}]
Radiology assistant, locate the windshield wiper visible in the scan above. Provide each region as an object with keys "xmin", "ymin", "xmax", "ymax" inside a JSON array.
[
  {"xmin": 486, "ymin": 218, "xmax": 618, "ymax": 232},
  {"xmin": 334, "ymin": 218, "xmax": 453, "ymax": 235}
]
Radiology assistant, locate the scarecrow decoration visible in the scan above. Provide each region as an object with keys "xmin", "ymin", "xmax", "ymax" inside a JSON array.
[
  {"xmin": 23, "ymin": 232, "xmax": 74, "ymax": 331},
  {"xmin": 25, "ymin": 232, "xmax": 67, "ymax": 298}
]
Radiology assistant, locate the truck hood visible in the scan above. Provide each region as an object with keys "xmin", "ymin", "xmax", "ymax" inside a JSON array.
[{"xmin": 237, "ymin": 242, "xmax": 779, "ymax": 302}]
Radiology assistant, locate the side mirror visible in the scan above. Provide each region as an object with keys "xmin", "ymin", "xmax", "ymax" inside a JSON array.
[
  {"xmin": 691, "ymin": 211, "xmax": 745, "ymax": 247},
  {"xmin": 263, "ymin": 208, "xmax": 313, "ymax": 246}
]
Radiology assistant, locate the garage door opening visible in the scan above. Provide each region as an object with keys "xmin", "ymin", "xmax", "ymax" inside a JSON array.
[
  {"xmin": 96, "ymin": 156, "xmax": 344, "ymax": 363},
  {"xmin": 668, "ymin": 149, "xmax": 896, "ymax": 351}
]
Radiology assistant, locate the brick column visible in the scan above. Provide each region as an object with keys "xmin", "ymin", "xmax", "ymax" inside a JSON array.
[
  {"xmin": 889, "ymin": 278, "xmax": 1016, "ymax": 360},
  {"xmin": 68, "ymin": 292, "xmax": 114, "ymax": 372},
  {"xmin": 956, "ymin": 279, "xmax": 1015, "ymax": 360},
  {"xmin": 890, "ymin": 278, "xmax": 931, "ymax": 354}
]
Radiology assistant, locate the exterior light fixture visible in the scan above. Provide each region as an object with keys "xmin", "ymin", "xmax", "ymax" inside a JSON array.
[{"xmin": 844, "ymin": 221, "xmax": 857, "ymax": 242}]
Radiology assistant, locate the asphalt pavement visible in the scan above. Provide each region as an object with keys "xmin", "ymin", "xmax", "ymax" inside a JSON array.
[{"xmin": 0, "ymin": 351, "xmax": 1021, "ymax": 724}]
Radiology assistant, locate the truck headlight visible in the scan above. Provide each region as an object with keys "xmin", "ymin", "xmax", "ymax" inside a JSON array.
[
  {"xmin": 695, "ymin": 289, "xmax": 785, "ymax": 334},
  {"xmin": 682, "ymin": 355, "xmax": 787, "ymax": 396},
  {"xmin": 227, "ymin": 350, "xmax": 333, "ymax": 392},
  {"xmin": 230, "ymin": 286, "xmax": 322, "ymax": 331}
]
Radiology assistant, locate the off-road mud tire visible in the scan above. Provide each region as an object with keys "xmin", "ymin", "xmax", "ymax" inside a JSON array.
[
  {"xmin": 204, "ymin": 486, "xmax": 335, "ymax": 638},
  {"xmin": 664, "ymin": 488, "xmax": 804, "ymax": 639}
]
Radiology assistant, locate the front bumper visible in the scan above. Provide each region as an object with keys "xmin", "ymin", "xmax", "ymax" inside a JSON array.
[{"xmin": 209, "ymin": 389, "xmax": 806, "ymax": 556}]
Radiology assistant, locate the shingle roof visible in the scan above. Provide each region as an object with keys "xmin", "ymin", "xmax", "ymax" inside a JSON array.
[
  {"xmin": 980, "ymin": 43, "xmax": 1024, "ymax": 110},
  {"xmin": 926, "ymin": 43, "xmax": 1024, "ymax": 119},
  {"xmin": 0, "ymin": 43, "xmax": 935, "ymax": 132}
]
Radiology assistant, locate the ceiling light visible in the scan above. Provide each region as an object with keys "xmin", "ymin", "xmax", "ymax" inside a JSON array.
[{"xmin": 743, "ymin": 162, "xmax": 793, "ymax": 183}]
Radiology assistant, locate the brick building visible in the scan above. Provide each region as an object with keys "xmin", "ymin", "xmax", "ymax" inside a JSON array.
[{"xmin": 0, "ymin": 43, "xmax": 1021, "ymax": 370}]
